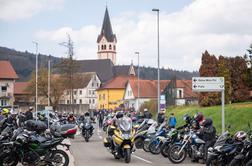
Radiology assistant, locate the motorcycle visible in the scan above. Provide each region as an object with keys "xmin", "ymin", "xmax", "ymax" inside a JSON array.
[
  {"xmin": 167, "ymin": 129, "xmax": 205, "ymax": 164},
  {"xmin": 160, "ymin": 128, "xmax": 180, "ymax": 157},
  {"xmin": 103, "ymin": 116, "xmax": 135, "ymax": 163},
  {"xmin": 81, "ymin": 118, "xmax": 94, "ymax": 142},
  {"xmin": 0, "ymin": 120, "xmax": 77, "ymax": 166},
  {"xmin": 206, "ymin": 131, "xmax": 244, "ymax": 166},
  {"xmin": 134, "ymin": 119, "xmax": 156, "ymax": 149}
]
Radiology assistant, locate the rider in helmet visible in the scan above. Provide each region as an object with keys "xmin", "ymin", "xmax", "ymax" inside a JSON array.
[
  {"xmin": 176, "ymin": 114, "xmax": 192, "ymax": 130},
  {"xmin": 194, "ymin": 112, "xmax": 204, "ymax": 125},
  {"xmin": 67, "ymin": 113, "xmax": 76, "ymax": 124},
  {"xmin": 234, "ymin": 131, "xmax": 247, "ymax": 141},
  {"xmin": 197, "ymin": 118, "xmax": 216, "ymax": 163}
]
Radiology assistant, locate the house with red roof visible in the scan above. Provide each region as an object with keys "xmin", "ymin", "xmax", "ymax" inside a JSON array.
[
  {"xmin": 0, "ymin": 60, "xmax": 19, "ymax": 107},
  {"xmin": 123, "ymin": 79, "xmax": 170, "ymax": 111},
  {"xmin": 163, "ymin": 79, "xmax": 199, "ymax": 106}
]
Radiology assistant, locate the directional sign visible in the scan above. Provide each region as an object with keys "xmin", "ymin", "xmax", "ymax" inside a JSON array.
[{"xmin": 192, "ymin": 77, "xmax": 225, "ymax": 92}]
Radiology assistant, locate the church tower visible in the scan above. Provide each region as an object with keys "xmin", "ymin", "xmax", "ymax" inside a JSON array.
[{"xmin": 97, "ymin": 7, "xmax": 117, "ymax": 64}]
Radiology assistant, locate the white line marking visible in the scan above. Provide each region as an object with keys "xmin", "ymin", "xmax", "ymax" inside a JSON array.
[{"xmin": 132, "ymin": 155, "xmax": 152, "ymax": 164}]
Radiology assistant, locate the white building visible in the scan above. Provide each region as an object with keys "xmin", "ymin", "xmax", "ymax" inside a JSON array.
[
  {"xmin": 124, "ymin": 79, "xmax": 170, "ymax": 111},
  {"xmin": 60, "ymin": 73, "xmax": 101, "ymax": 109},
  {"xmin": 0, "ymin": 61, "xmax": 18, "ymax": 107}
]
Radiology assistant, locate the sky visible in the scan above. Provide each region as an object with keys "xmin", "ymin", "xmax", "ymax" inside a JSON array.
[{"xmin": 0, "ymin": 0, "xmax": 252, "ymax": 71}]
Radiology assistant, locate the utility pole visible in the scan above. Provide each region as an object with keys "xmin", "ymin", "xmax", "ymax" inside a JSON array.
[
  {"xmin": 33, "ymin": 41, "xmax": 38, "ymax": 121},
  {"xmin": 152, "ymin": 8, "xmax": 160, "ymax": 115},
  {"xmin": 48, "ymin": 55, "xmax": 51, "ymax": 106},
  {"xmin": 59, "ymin": 34, "xmax": 75, "ymax": 113},
  {"xmin": 135, "ymin": 52, "xmax": 140, "ymax": 111}
]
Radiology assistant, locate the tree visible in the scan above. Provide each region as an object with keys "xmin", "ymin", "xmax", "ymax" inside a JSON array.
[
  {"xmin": 244, "ymin": 44, "xmax": 252, "ymax": 89},
  {"xmin": 26, "ymin": 68, "xmax": 65, "ymax": 109},
  {"xmin": 217, "ymin": 56, "xmax": 232, "ymax": 104},
  {"xmin": 199, "ymin": 51, "xmax": 220, "ymax": 106}
]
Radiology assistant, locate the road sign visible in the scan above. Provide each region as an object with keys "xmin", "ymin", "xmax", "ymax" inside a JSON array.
[
  {"xmin": 192, "ymin": 77, "xmax": 226, "ymax": 134},
  {"xmin": 192, "ymin": 77, "xmax": 224, "ymax": 92}
]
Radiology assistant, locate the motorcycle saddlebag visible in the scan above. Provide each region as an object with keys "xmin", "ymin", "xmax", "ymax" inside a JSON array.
[{"xmin": 25, "ymin": 120, "xmax": 47, "ymax": 133}]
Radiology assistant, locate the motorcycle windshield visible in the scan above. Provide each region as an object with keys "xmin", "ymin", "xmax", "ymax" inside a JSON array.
[
  {"xmin": 117, "ymin": 117, "xmax": 132, "ymax": 132},
  {"xmin": 214, "ymin": 131, "xmax": 229, "ymax": 147}
]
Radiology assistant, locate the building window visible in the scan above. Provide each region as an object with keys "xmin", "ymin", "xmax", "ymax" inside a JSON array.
[
  {"xmin": 179, "ymin": 90, "xmax": 182, "ymax": 99},
  {"xmin": 89, "ymin": 99, "xmax": 91, "ymax": 104},
  {"xmin": 67, "ymin": 100, "xmax": 70, "ymax": 104},
  {"xmin": 74, "ymin": 90, "xmax": 77, "ymax": 95},
  {"xmin": 104, "ymin": 45, "xmax": 106, "ymax": 50},
  {"xmin": 103, "ymin": 94, "xmax": 105, "ymax": 100},
  {"xmin": 1, "ymin": 86, "xmax": 7, "ymax": 92},
  {"xmin": 93, "ymin": 99, "xmax": 95, "ymax": 104},
  {"xmin": 98, "ymin": 45, "xmax": 100, "ymax": 50},
  {"xmin": 79, "ymin": 99, "xmax": 82, "ymax": 104},
  {"xmin": 79, "ymin": 90, "xmax": 82, "ymax": 95},
  {"xmin": 93, "ymin": 91, "xmax": 95, "ymax": 95},
  {"xmin": 101, "ymin": 45, "xmax": 104, "ymax": 50},
  {"xmin": 109, "ymin": 44, "xmax": 112, "ymax": 50},
  {"xmin": 114, "ymin": 45, "xmax": 116, "ymax": 50},
  {"xmin": 74, "ymin": 99, "xmax": 76, "ymax": 104}
]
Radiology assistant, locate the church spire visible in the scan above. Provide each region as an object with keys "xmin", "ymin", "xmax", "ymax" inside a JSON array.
[
  {"xmin": 97, "ymin": 7, "xmax": 117, "ymax": 64},
  {"xmin": 97, "ymin": 7, "xmax": 116, "ymax": 43}
]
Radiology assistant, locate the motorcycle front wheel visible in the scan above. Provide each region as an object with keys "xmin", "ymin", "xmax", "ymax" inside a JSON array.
[
  {"xmin": 85, "ymin": 130, "xmax": 90, "ymax": 142},
  {"xmin": 143, "ymin": 141, "xmax": 150, "ymax": 152},
  {"xmin": 160, "ymin": 143, "xmax": 170, "ymax": 157},
  {"xmin": 49, "ymin": 150, "xmax": 69, "ymax": 166},
  {"xmin": 206, "ymin": 156, "xmax": 218, "ymax": 166},
  {"xmin": 124, "ymin": 148, "xmax": 131, "ymax": 163},
  {"xmin": 149, "ymin": 141, "xmax": 161, "ymax": 154},
  {"xmin": 168, "ymin": 144, "xmax": 187, "ymax": 164}
]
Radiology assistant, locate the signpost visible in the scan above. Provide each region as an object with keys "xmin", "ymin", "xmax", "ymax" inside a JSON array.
[{"xmin": 192, "ymin": 77, "xmax": 225, "ymax": 133}]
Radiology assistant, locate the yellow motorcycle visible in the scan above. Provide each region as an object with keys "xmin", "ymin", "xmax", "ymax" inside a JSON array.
[{"xmin": 104, "ymin": 117, "xmax": 135, "ymax": 163}]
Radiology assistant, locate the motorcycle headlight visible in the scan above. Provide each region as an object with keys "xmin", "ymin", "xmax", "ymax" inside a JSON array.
[{"xmin": 121, "ymin": 133, "xmax": 131, "ymax": 140}]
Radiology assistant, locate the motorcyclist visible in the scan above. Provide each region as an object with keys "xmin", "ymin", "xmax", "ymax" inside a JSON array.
[
  {"xmin": 67, "ymin": 113, "xmax": 76, "ymax": 124},
  {"xmin": 194, "ymin": 112, "xmax": 204, "ymax": 125},
  {"xmin": 157, "ymin": 109, "xmax": 166, "ymax": 125},
  {"xmin": 176, "ymin": 114, "xmax": 192, "ymax": 130},
  {"xmin": 143, "ymin": 108, "xmax": 152, "ymax": 119},
  {"xmin": 82, "ymin": 112, "xmax": 94, "ymax": 135},
  {"xmin": 197, "ymin": 118, "xmax": 216, "ymax": 163}
]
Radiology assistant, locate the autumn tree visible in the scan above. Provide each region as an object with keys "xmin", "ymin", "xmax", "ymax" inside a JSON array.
[
  {"xmin": 217, "ymin": 56, "xmax": 232, "ymax": 104},
  {"xmin": 26, "ymin": 68, "xmax": 65, "ymax": 109},
  {"xmin": 199, "ymin": 51, "xmax": 220, "ymax": 106}
]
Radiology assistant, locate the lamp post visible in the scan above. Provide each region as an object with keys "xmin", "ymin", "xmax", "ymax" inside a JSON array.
[
  {"xmin": 48, "ymin": 55, "xmax": 51, "ymax": 106},
  {"xmin": 152, "ymin": 8, "xmax": 160, "ymax": 114},
  {"xmin": 33, "ymin": 41, "xmax": 38, "ymax": 121},
  {"xmin": 135, "ymin": 52, "xmax": 140, "ymax": 111}
]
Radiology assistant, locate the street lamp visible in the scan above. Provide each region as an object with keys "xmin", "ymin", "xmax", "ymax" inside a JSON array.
[
  {"xmin": 135, "ymin": 52, "xmax": 140, "ymax": 111},
  {"xmin": 33, "ymin": 41, "xmax": 38, "ymax": 121},
  {"xmin": 152, "ymin": 8, "xmax": 160, "ymax": 115}
]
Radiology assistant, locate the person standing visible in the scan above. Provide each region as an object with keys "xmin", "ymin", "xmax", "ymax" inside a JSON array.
[
  {"xmin": 143, "ymin": 108, "xmax": 152, "ymax": 119},
  {"xmin": 168, "ymin": 113, "xmax": 177, "ymax": 128},
  {"xmin": 25, "ymin": 107, "xmax": 33, "ymax": 121},
  {"xmin": 98, "ymin": 109, "xmax": 105, "ymax": 128},
  {"xmin": 157, "ymin": 109, "xmax": 165, "ymax": 125}
]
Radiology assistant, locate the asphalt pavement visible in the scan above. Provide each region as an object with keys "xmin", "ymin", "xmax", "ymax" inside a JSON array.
[{"xmin": 70, "ymin": 124, "xmax": 204, "ymax": 166}]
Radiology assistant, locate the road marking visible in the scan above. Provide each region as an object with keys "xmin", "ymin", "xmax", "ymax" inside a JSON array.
[{"xmin": 132, "ymin": 155, "xmax": 152, "ymax": 164}]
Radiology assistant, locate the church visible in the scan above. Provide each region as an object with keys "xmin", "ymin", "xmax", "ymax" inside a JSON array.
[{"xmin": 77, "ymin": 7, "xmax": 136, "ymax": 85}]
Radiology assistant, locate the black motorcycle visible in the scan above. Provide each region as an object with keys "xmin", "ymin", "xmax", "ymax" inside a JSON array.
[
  {"xmin": 206, "ymin": 131, "xmax": 243, "ymax": 166},
  {"xmin": 81, "ymin": 118, "xmax": 94, "ymax": 142}
]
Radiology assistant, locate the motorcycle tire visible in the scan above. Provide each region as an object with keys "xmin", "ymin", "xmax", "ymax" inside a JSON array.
[
  {"xmin": 114, "ymin": 154, "xmax": 120, "ymax": 160},
  {"xmin": 85, "ymin": 137, "xmax": 89, "ymax": 142},
  {"xmin": 143, "ymin": 141, "xmax": 150, "ymax": 152},
  {"xmin": 206, "ymin": 156, "xmax": 218, "ymax": 166},
  {"xmin": 161, "ymin": 143, "xmax": 170, "ymax": 157},
  {"xmin": 0, "ymin": 151, "xmax": 18, "ymax": 166},
  {"xmin": 229, "ymin": 159, "xmax": 242, "ymax": 166},
  {"xmin": 135, "ymin": 137, "xmax": 144, "ymax": 149},
  {"xmin": 50, "ymin": 149, "xmax": 69, "ymax": 166},
  {"xmin": 246, "ymin": 160, "xmax": 252, "ymax": 166},
  {"xmin": 168, "ymin": 144, "xmax": 187, "ymax": 164},
  {"xmin": 124, "ymin": 148, "xmax": 131, "ymax": 163},
  {"xmin": 149, "ymin": 141, "xmax": 161, "ymax": 155}
]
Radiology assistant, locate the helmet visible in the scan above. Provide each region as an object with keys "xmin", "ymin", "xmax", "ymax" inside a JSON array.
[
  {"xmin": 29, "ymin": 106, "xmax": 33, "ymax": 111},
  {"xmin": 183, "ymin": 114, "xmax": 191, "ymax": 124},
  {"xmin": 234, "ymin": 131, "xmax": 247, "ymax": 141},
  {"xmin": 201, "ymin": 118, "xmax": 213, "ymax": 127},
  {"xmin": 194, "ymin": 112, "xmax": 204, "ymax": 123},
  {"xmin": 116, "ymin": 111, "xmax": 123, "ymax": 119},
  {"xmin": 1, "ymin": 108, "xmax": 10, "ymax": 116},
  {"xmin": 84, "ymin": 112, "xmax": 90, "ymax": 117},
  {"xmin": 144, "ymin": 108, "xmax": 148, "ymax": 112}
]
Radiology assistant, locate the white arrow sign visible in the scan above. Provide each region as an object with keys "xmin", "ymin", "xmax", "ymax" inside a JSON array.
[{"xmin": 192, "ymin": 77, "xmax": 225, "ymax": 92}]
